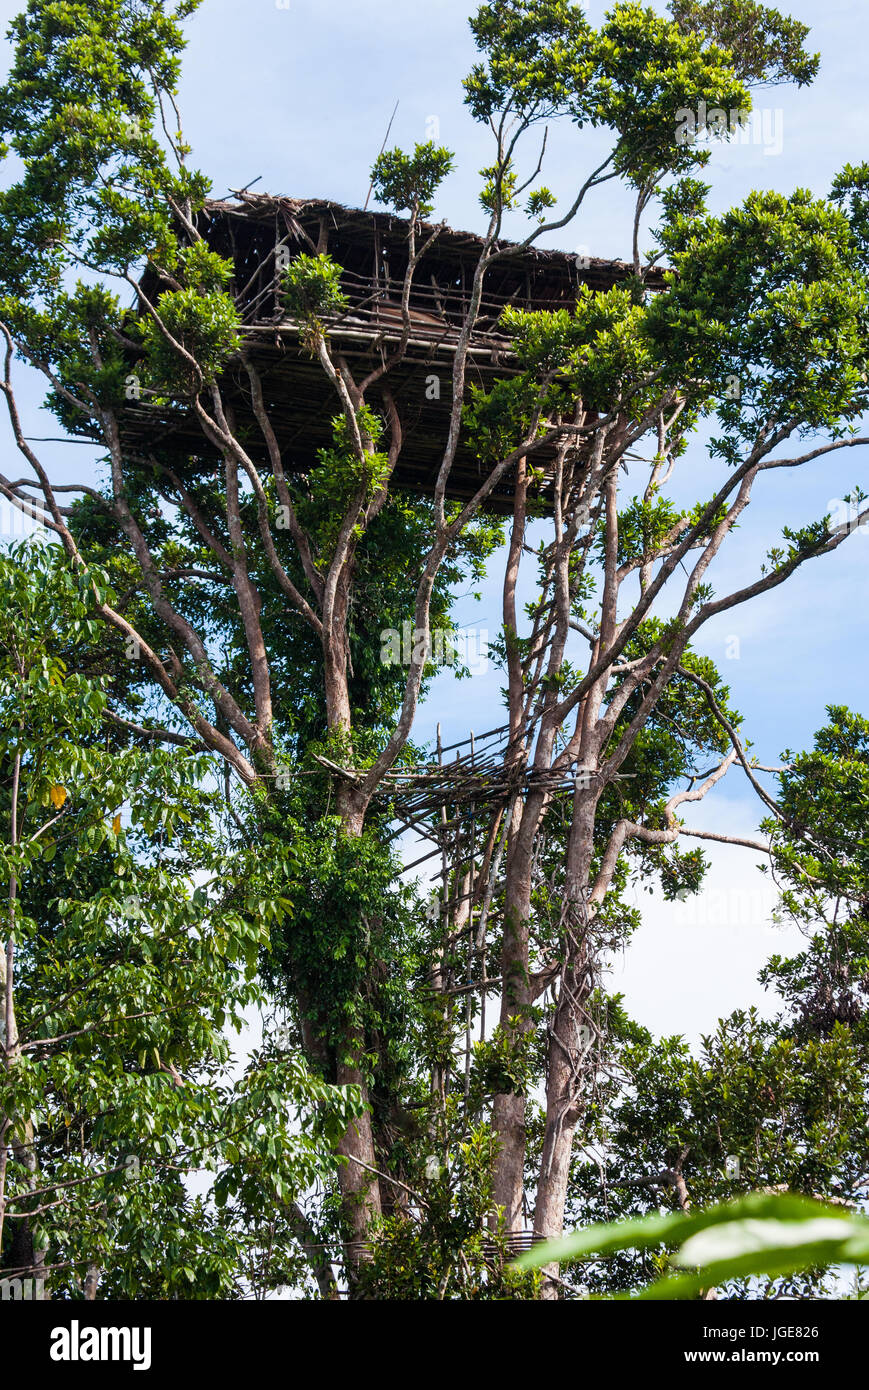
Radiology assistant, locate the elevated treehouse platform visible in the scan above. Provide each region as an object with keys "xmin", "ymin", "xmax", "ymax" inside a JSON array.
[{"xmin": 119, "ymin": 194, "xmax": 665, "ymax": 510}]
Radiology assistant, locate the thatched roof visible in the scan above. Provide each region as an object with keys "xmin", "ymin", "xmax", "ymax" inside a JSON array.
[{"xmin": 202, "ymin": 190, "xmax": 667, "ymax": 309}]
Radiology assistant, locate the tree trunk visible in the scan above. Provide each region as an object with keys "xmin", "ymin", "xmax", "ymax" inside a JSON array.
[
  {"xmin": 490, "ymin": 795, "xmax": 539, "ymax": 1234},
  {"xmin": 533, "ymin": 960, "xmax": 588, "ymax": 1299},
  {"xmin": 335, "ymin": 1048, "xmax": 382, "ymax": 1291},
  {"xmin": 533, "ymin": 790, "xmax": 599, "ymax": 1297},
  {"xmin": 323, "ymin": 625, "xmax": 384, "ymax": 1286}
]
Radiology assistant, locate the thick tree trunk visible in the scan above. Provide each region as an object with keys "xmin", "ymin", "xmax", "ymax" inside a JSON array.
[
  {"xmin": 533, "ymin": 961, "xmax": 588, "ymax": 1299},
  {"xmin": 323, "ymin": 641, "xmax": 384, "ymax": 1286},
  {"xmin": 490, "ymin": 795, "xmax": 539, "ymax": 1234},
  {"xmin": 491, "ymin": 1093, "xmax": 527, "ymax": 1232},
  {"xmin": 296, "ymin": 979, "xmax": 381, "ymax": 1289},
  {"xmin": 330, "ymin": 789, "xmax": 383, "ymax": 1287},
  {"xmin": 533, "ymin": 791, "xmax": 599, "ymax": 1297},
  {"xmin": 335, "ymin": 1048, "xmax": 382, "ymax": 1289}
]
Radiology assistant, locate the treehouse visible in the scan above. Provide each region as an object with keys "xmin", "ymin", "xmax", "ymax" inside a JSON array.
[{"xmin": 120, "ymin": 194, "xmax": 666, "ymax": 510}]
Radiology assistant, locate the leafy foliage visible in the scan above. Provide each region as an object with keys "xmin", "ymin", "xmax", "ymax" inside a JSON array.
[
  {"xmin": 515, "ymin": 1191, "xmax": 869, "ymax": 1298},
  {"xmin": 669, "ymin": 0, "xmax": 820, "ymax": 87},
  {"xmin": 370, "ymin": 142, "xmax": 455, "ymax": 218},
  {"xmin": 0, "ymin": 542, "xmax": 359, "ymax": 1297}
]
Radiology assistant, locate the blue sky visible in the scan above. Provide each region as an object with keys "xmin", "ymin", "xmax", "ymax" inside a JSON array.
[{"xmin": 1, "ymin": 0, "xmax": 867, "ymax": 1039}]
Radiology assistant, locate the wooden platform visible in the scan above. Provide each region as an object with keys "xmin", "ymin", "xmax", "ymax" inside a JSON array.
[{"xmin": 118, "ymin": 195, "xmax": 666, "ymax": 510}]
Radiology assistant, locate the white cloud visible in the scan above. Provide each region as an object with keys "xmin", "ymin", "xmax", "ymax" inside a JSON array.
[{"xmin": 609, "ymin": 798, "xmax": 805, "ymax": 1044}]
